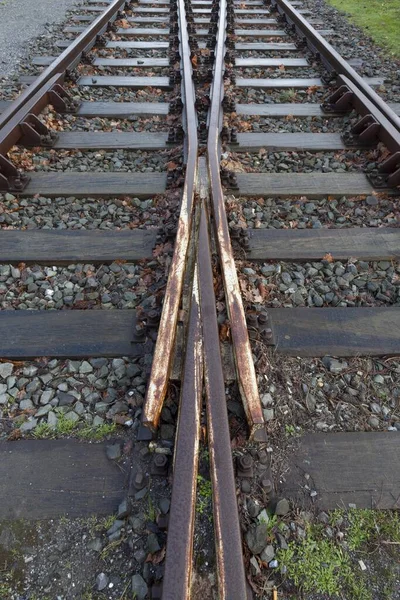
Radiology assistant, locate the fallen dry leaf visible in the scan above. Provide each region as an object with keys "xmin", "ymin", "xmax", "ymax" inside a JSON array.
[
  {"xmin": 219, "ymin": 321, "xmax": 231, "ymax": 342},
  {"xmin": 146, "ymin": 547, "xmax": 166, "ymax": 565}
]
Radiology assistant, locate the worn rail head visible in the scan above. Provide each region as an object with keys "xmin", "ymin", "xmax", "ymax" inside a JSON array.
[
  {"xmin": 207, "ymin": 0, "xmax": 266, "ymax": 440},
  {"xmin": 142, "ymin": 0, "xmax": 199, "ymax": 429}
]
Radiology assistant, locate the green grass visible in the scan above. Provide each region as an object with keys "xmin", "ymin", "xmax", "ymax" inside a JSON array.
[
  {"xmin": 196, "ymin": 475, "xmax": 213, "ymax": 519},
  {"xmin": 278, "ymin": 523, "xmax": 371, "ymax": 599},
  {"xmin": 145, "ymin": 496, "xmax": 157, "ymax": 522},
  {"xmin": 326, "ymin": 0, "xmax": 400, "ymax": 56},
  {"xmin": 33, "ymin": 415, "xmax": 116, "ymax": 440},
  {"xmin": 342, "ymin": 508, "xmax": 400, "ymax": 550},
  {"xmin": 278, "ymin": 509, "xmax": 400, "ymax": 599},
  {"xmin": 77, "ymin": 423, "xmax": 116, "ymax": 441}
]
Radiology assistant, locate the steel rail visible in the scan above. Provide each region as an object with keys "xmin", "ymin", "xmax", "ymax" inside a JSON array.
[
  {"xmin": 272, "ymin": 0, "xmax": 400, "ymax": 132},
  {"xmin": 207, "ymin": 0, "xmax": 265, "ymax": 440},
  {"xmin": 197, "ymin": 168, "xmax": 248, "ymax": 599},
  {"xmin": 162, "ymin": 268, "xmax": 203, "ymax": 600},
  {"xmin": 142, "ymin": 0, "xmax": 198, "ymax": 429},
  {"xmin": 0, "ymin": 74, "xmax": 64, "ymax": 156},
  {"xmin": 0, "ymin": 0, "xmax": 127, "ymax": 128},
  {"xmin": 336, "ymin": 74, "xmax": 400, "ymax": 155}
]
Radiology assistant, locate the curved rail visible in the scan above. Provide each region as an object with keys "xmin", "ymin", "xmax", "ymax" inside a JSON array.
[
  {"xmin": 207, "ymin": 0, "xmax": 265, "ymax": 440},
  {"xmin": 273, "ymin": 0, "xmax": 400, "ymax": 132},
  {"xmin": 142, "ymin": 0, "xmax": 199, "ymax": 430}
]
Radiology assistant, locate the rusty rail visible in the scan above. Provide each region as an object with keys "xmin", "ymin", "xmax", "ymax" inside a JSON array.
[
  {"xmin": 142, "ymin": 0, "xmax": 199, "ymax": 430},
  {"xmin": 207, "ymin": 0, "xmax": 266, "ymax": 440},
  {"xmin": 197, "ymin": 159, "xmax": 248, "ymax": 600},
  {"xmin": 271, "ymin": 0, "xmax": 400, "ymax": 189},
  {"xmin": 272, "ymin": 0, "xmax": 400, "ymax": 132},
  {"xmin": 162, "ymin": 268, "xmax": 203, "ymax": 600}
]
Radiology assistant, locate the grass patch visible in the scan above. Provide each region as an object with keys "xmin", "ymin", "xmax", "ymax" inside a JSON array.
[
  {"xmin": 326, "ymin": 0, "xmax": 400, "ymax": 56},
  {"xmin": 279, "ymin": 523, "xmax": 370, "ymax": 599},
  {"xmin": 77, "ymin": 423, "xmax": 116, "ymax": 440},
  {"xmin": 278, "ymin": 88, "xmax": 297, "ymax": 102},
  {"xmin": 32, "ymin": 414, "xmax": 116, "ymax": 440},
  {"xmin": 278, "ymin": 509, "xmax": 400, "ymax": 600},
  {"xmin": 196, "ymin": 475, "xmax": 213, "ymax": 520},
  {"xmin": 339, "ymin": 508, "xmax": 400, "ymax": 550},
  {"xmin": 145, "ymin": 496, "xmax": 157, "ymax": 522}
]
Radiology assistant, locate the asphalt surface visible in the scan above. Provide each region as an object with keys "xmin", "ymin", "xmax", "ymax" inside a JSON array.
[{"xmin": 0, "ymin": 0, "xmax": 78, "ymax": 78}]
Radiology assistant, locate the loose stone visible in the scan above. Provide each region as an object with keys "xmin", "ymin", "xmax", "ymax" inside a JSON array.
[
  {"xmin": 88, "ymin": 538, "xmax": 103, "ymax": 553},
  {"xmin": 117, "ymin": 499, "xmax": 131, "ymax": 519},
  {"xmin": 0, "ymin": 363, "xmax": 13, "ymax": 379},
  {"xmin": 106, "ymin": 443, "xmax": 122, "ymax": 460},
  {"xmin": 275, "ymin": 498, "xmax": 290, "ymax": 516},
  {"xmin": 131, "ymin": 574, "xmax": 148, "ymax": 600},
  {"xmin": 260, "ymin": 544, "xmax": 275, "ymax": 563},
  {"xmin": 245, "ymin": 522, "xmax": 268, "ymax": 555},
  {"xmin": 96, "ymin": 573, "xmax": 109, "ymax": 591},
  {"xmin": 368, "ymin": 415, "xmax": 380, "ymax": 429}
]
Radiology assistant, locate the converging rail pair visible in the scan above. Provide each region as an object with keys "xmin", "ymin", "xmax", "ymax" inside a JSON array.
[{"xmin": 0, "ymin": 0, "xmax": 400, "ymax": 598}]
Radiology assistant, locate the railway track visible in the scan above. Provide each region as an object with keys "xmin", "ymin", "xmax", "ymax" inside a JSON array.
[{"xmin": 0, "ymin": 0, "xmax": 399, "ymax": 598}]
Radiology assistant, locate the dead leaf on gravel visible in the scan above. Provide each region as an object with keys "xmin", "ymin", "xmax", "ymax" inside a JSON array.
[
  {"xmin": 113, "ymin": 414, "xmax": 132, "ymax": 425},
  {"xmin": 117, "ymin": 18, "xmax": 130, "ymax": 28},
  {"xmin": 146, "ymin": 547, "xmax": 166, "ymax": 565},
  {"xmin": 322, "ymin": 252, "xmax": 334, "ymax": 263},
  {"xmin": 258, "ymin": 282, "xmax": 268, "ymax": 300},
  {"xmin": 220, "ymin": 158, "xmax": 246, "ymax": 173}
]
